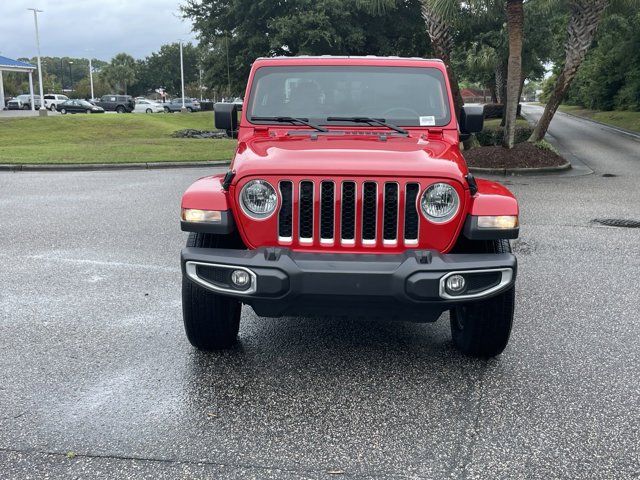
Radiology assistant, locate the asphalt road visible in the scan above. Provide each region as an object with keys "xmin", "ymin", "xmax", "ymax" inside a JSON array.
[{"xmin": 1, "ymin": 105, "xmax": 639, "ymax": 479}]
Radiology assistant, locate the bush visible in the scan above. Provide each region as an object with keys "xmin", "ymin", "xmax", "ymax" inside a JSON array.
[
  {"xmin": 482, "ymin": 103, "xmax": 522, "ymax": 119},
  {"xmin": 475, "ymin": 124, "xmax": 534, "ymax": 146}
]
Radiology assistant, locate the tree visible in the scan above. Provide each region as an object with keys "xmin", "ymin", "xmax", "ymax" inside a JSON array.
[
  {"xmin": 132, "ymin": 43, "xmax": 200, "ymax": 97},
  {"xmin": 502, "ymin": 0, "xmax": 524, "ymax": 148},
  {"xmin": 529, "ymin": 0, "xmax": 610, "ymax": 142},
  {"xmin": 182, "ymin": 0, "xmax": 431, "ymax": 96},
  {"xmin": 102, "ymin": 53, "xmax": 137, "ymax": 95},
  {"xmin": 420, "ymin": 0, "xmax": 464, "ymax": 117}
]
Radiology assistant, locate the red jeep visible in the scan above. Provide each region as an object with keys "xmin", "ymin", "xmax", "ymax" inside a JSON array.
[{"xmin": 180, "ymin": 56, "xmax": 519, "ymax": 357}]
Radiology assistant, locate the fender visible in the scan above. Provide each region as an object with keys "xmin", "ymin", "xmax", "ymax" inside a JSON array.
[
  {"xmin": 463, "ymin": 178, "xmax": 519, "ymax": 240},
  {"xmin": 468, "ymin": 178, "xmax": 519, "ymax": 216},
  {"xmin": 180, "ymin": 175, "xmax": 234, "ymax": 234}
]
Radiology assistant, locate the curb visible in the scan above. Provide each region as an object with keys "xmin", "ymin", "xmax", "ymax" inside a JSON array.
[
  {"xmin": 469, "ymin": 161, "xmax": 572, "ymax": 176},
  {"xmin": 0, "ymin": 160, "xmax": 231, "ymax": 172}
]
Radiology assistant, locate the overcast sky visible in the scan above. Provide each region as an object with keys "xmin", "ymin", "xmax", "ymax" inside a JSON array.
[{"xmin": 0, "ymin": 0, "xmax": 197, "ymax": 61}]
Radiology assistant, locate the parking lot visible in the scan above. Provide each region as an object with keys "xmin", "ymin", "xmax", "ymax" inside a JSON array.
[{"xmin": 0, "ymin": 106, "xmax": 639, "ymax": 479}]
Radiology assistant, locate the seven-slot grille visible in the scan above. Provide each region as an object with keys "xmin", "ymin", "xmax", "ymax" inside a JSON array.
[{"xmin": 278, "ymin": 180, "xmax": 421, "ymax": 246}]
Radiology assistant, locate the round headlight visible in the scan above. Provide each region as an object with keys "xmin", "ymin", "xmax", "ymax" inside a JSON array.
[
  {"xmin": 420, "ymin": 183, "xmax": 459, "ymax": 222},
  {"xmin": 240, "ymin": 180, "xmax": 278, "ymax": 218}
]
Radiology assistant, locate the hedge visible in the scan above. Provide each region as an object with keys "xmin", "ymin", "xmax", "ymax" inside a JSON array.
[{"xmin": 475, "ymin": 124, "xmax": 534, "ymax": 146}]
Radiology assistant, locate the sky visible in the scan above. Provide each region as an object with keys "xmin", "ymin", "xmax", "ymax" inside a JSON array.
[{"xmin": 0, "ymin": 0, "xmax": 197, "ymax": 62}]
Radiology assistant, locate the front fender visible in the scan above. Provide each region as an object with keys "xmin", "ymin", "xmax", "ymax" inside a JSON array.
[
  {"xmin": 181, "ymin": 175, "xmax": 234, "ymax": 234},
  {"xmin": 181, "ymin": 175, "xmax": 230, "ymax": 211},
  {"xmin": 468, "ymin": 179, "xmax": 519, "ymax": 216}
]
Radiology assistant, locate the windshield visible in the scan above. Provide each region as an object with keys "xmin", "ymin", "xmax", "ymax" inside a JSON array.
[{"xmin": 248, "ymin": 66, "xmax": 451, "ymax": 127}]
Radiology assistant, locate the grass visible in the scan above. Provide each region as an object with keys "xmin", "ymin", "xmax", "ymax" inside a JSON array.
[
  {"xmin": 555, "ymin": 105, "xmax": 640, "ymax": 134},
  {"xmin": 0, "ymin": 112, "xmax": 237, "ymax": 164},
  {"xmin": 483, "ymin": 117, "xmax": 530, "ymax": 128}
]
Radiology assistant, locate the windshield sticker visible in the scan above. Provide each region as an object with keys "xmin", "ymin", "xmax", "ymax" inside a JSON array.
[{"xmin": 419, "ymin": 116, "xmax": 436, "ymax": 126}]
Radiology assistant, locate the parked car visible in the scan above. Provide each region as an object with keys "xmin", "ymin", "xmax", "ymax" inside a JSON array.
[
  {"xmin": 57, "ymin": 99, "xmax": 105, "ymax": 114},
  {"xmin": 93, "ymin": 94, "xmax": 135, "ymax": 113},
  {"xmin": 133, "ymin": 99, "xmax": 165, "ymax": 113},
  {"xmin": 43, "ymin": 94, "xmax": 69, "ymax": 111},
  {"xmin": 163, "ymin": 98, "xmax": 201, "ymax": 112},
  {"xmin": 7, "ymin": 94, "xmax": 42, "ymax": 110},
  {"xmin": 179, "ymin": 56, "xmax": 519, "ymax": 358}
]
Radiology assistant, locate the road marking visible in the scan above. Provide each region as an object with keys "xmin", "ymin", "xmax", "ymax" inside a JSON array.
[{"xmin": 0, "ymin": 253, "xmax": 179, "ymax": 273}]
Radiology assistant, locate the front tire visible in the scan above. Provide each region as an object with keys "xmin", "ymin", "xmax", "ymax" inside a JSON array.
[
  {"xmin": 182, "ymin": 232, "xmax": 243, "ymax": 350},
  {"xmin": 116, "ymin": 106, "xmax": 125, "ymax": 113},
  {"xmin": 60, "ymin": 108, "xmax": 67, "ymax": 114},
  {"xmin": 449, "ymin": 239, "xmax": 515, "ymax": 358}
]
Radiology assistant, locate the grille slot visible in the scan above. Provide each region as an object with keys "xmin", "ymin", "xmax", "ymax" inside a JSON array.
[
  {"xmin": 278, "ymin": 181, "xmax": 293, "ymax": 239},
  {"xmin": 320, "ymin": 182, "xmax": 335, "ymax": 241},
  {"xmin": 404, "ymin": 183, "xmax": 419, "ymax": 242},
  {"xmin": 362, "ymin": 182, "xmax": 377, "ymax": 242},
  {"xmin": 299, "ymin": 181, "xmax": 314, "ymax": 241},
  {"xmin": 341, "ymin": 182, "xmax": 356, "ymax": 242},
  {"xmin": 383, "ymin": 183, "xmax": 398, "ymax": 241}
]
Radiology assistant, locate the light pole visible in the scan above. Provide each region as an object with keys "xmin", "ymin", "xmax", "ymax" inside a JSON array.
[
  {"xmin": 179, "ymin": 40, "xmax": 186, "ymax": 112},
  {"xmin": 68, "ymin": 61, "xmax": 73, "ymax": 91},
  {"xmin": 85, "ymin": 49, "xmax": 95, "ymax": 100},
  {"xmin": 28, "ymin": 8, "xmax": 47, "ymax": 116}
]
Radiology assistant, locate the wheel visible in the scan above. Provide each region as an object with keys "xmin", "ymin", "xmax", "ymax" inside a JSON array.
[
  {"xmin": 182, "ymin": 232, "xmax": 244, "ymax": 350},
  {"xmin": 146, "ymin": 108, "xmax": 152, "ymax": 113},
  {"xmin": 187, "ymin": 107, "xmax": 193, "ymax": 112},
  {"xmin": 60, "ymin": 108, "xmax": 67, "ymax": 114},
  {"xmin": 86, "ymin": 109, "xmax": 92, "ymax": 114},
  {"xmin": 22, "ymin": 104, "xmax": 30, "ymax": 110},
  {"xmin": 116, "ymin": 106, "xmax": 125, "ymax": 113},
  {"xmin": 164, "ymin": 107, "xmax": 170, "ymax": 113},
  {"xmin": 449, "ymin": 239, "xmax": 515, "ymax": 358},
  {"xmin": 49, "ymin": 104, "xmax": 57, "ymax": 111}
]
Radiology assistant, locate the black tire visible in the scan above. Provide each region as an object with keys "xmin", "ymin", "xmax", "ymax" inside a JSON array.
[
  {"xmin": 449, "ymin": 239, "xmax": 515, "ymax": 358},
  {"xmin": 187, "ymin": 107, "xmax": 193, "ymax": 112},
  {"xmin": 60, "ymin": 108, "xmax": 67, "ymax": 115},
  {"xmin": 146, "ymin": 108, "xmax": 152, "ymax": 113},
  {"xmin": 116, "ymin": 106, "xmax": 125, "ymax": 113},
  {"xmin": 182, "ymin": 232, "xmax": 243, "ymax": 350},
  {"xmin": 164, "ymin": 107, "xmax": 171, "ymax": 113}
]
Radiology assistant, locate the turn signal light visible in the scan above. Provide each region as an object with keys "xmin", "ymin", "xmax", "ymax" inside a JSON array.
[
  {"xmin": 181, "ymin": 208, "xmax": 222, "ymax": 223},
  {"xmin": 477, "ymin": 215, "xmax": 519, "ymax": 229}
]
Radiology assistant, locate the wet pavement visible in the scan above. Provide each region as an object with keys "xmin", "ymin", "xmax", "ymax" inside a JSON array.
[{"xmin": 0, "ymin": 106, "xmax": 639, "ymax": 479}]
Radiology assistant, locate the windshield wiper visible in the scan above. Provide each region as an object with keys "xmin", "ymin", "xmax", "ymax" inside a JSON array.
[
  {"xmin": 326, "ymin": 116, "xmax": 408, "ymax": 136},
  {"xmin": 250, "ymin": 116, "xmax": 328, "ymax": 133}
]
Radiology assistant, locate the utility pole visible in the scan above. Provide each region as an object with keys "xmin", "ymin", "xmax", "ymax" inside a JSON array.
[
  {"xmin": 180, "ymin": 40, "xmax": 186, "ymax": 112},
  {"xmin": 28, "ymin": 8, "xmax": 47, "ymax": 116}
]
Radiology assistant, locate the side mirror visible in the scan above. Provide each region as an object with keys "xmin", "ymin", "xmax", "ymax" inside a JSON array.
[
  {"xmin": 459, "ymin": 105, "xmax": 484, "ymax": 141},
  {"xmin": 214, "ymin": 102, "xmax": 238, "ymax": 138}
]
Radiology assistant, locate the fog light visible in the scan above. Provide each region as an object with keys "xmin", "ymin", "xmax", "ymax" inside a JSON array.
[
  {"xmin": 446, "ymin": 274, "xmax": 466, "ymax": 294},
  {"xmin": 231, "ymin": 269, "xmax": 251, "ymax": 288}
]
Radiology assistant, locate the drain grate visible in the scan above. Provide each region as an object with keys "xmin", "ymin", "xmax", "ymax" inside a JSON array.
[{"xmin": 592, "ymin": 218, "xmax": 640, "ymax": 228}]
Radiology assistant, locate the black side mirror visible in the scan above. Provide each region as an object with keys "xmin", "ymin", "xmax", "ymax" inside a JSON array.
[
  {"xmin": 459, "ymin": 105, "xmax": 484, "ymax": 141},
  {"xmin": 214, "ymin": 102, "xmax": 238, "ymax": 138}
]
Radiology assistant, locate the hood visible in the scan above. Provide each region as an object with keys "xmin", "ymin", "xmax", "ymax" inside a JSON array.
[{"xmin": 232, "ymin": 132, "xmax": 468, "ymax": 182}]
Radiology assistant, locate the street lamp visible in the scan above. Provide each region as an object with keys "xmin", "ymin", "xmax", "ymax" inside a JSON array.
[
  {"xmin": 68, "ymin": 61, "xmax": 73, "ymax": 91},
  {"xmin": 179, "ymin": 40, "xmax": 186, "ymax": 112},
  {"xmin": 86, "ymin": 49, "xmax": 94, "ymax": 101},
  {"xmin": 28, "ymin": 7, "xmax": 47, "ymax": 116}
]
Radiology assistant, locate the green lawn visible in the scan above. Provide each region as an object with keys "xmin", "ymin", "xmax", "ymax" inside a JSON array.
[
  {"xmin": 556, "ymin": 105, "xmax": 640, "ymax": 134},
  {"xmin": 0, "ymin": 112, "xmax": 237, "ymax": 164}
]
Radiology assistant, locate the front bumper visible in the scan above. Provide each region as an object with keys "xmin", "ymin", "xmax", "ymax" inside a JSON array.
[{"xmin": 181, "ymin": 247, "xmax": 517, "ymax": 320}]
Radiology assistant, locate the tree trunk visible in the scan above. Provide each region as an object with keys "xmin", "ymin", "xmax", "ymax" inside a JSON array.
[
  {"xmin": 421, "ymin": 1, "xmax": 464, "ymax": 119},
  {"xmin": 494, "ymin": 62, "xmax": 507, "ymax": 104},
  {"xmin": 529, "ymin": 0, "xmax": 609, "ymax": 142},
  {"xmin": 502, "ymin": 0, "xmax": 524, "ymax": 149}
]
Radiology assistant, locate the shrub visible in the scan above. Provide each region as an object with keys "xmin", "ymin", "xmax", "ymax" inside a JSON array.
[
  {"xmin": 475, "ymin": 124, "xmax": 534, "ymax": 146},
  {"xmin": 482, "ymin": 103, "xmax": 522, "ymax": 119}
]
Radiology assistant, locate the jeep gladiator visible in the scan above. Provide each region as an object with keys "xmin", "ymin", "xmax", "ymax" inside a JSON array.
[{"xmin": 179, "ymin": 56, "xmax": 519, "ymax": 357}]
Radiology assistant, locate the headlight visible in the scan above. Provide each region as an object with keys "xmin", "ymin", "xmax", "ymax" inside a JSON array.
[
  {"xmin": 240, "ymin": 180, "xmax": 277, "ymax": 218},
  {"xmin": 420, "ymin": 183, "xmax": 459, "ymax": 223}
]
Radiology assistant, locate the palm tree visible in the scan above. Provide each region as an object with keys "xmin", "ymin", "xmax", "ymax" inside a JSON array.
[
  {"xmin": 103, "ymin": 53, "xmax": 137, "ymax": 95},
  {"xmin": 420, "ymin": 0, "xmax": 464, "ymax": 117},
  {"xmin": 529, "ymin": 0, "xmax": 610, "ymax": 142},
  {"xmin": 502, "ymin": 0, "xmax": 524, "ymax": 148}
]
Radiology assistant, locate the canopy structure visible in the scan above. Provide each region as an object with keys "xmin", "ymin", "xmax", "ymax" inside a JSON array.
[{"xmin": 0, "ymin": 55, "xmax": 37, "ymax": 110}]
